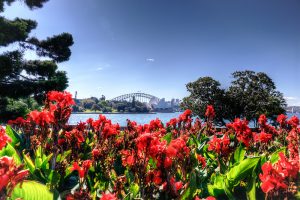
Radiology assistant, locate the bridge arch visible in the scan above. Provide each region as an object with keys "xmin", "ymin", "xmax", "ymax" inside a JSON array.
[{"xmin": 110, "ymin": 93, "xmax": 160, "ymax": 105}]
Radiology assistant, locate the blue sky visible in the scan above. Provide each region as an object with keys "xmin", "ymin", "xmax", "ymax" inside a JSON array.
[{"xmin": 2, "ymin": 0, "xmax": 300, "ymax": 105}]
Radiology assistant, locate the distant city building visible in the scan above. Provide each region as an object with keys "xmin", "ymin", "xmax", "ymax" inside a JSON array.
[{"xmin": 153, "ymin": 98, "xmax": 181, "ymax": 112}]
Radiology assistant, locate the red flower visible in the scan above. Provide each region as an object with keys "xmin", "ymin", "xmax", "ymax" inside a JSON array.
[
  {"xmin": 179, "ymin": 109, "xmax": 192, "ymax": 122},
  {"xmin": 164, "ymin": 157, "xmax": 173, "ymax": 168},
  {"xmin": 277, "ymin": 114, "xmax": 287, "ymax": 127},
  {"xmin": 136, "ymin": 132, "xmax": 152, "ymax": 151},
  {"xmin": 286, "ymin": 129, "xmax": 299, "ymax": 161},
  {"xmin": 259, "ymin": 162, "xmax": 287, "ymax": 193},
  {"xmin": 65, "ymin": 129, "xmax": 85, "ymax": 147},
  {"xmin": 120, "ymin": 150, "xmax": 135, "ymax": 167},
  {"xmin": 47, "ymin": 91, "xmax": 75, "ymax": 107},
  {"xmin": 206, "ymin": 197, "xmax": 216, "ymax": 200},
  {"xmin": 0, "ymin": 156, "xmax": 29, "ymax": 194},
  {"xmin": 149, "ymin": 118, "xmax": 163, "ymax": 130},
  {"xmin": 288, "ymin": 116, "xmax": 299, "ymax": 128},
  {"xmin": 0, "ymin": 126, "xmax": 11, "ymax": 151},
  {"xmin": 153, "ymin": 170, "xmax": 162, "ymax": 185},
  {"xmin": 227, "ymin": 118, "xmax": 252, "ymax": 147},
  {"xmin": 7, "ymin": 117, "xmax": 26, "ymax": 126},
  {"xmin": 197, "ymin": 154, "xmax": 206, "ymax": 168},
  {"xmin": 101, "ymin": 192, "xmax": 117, "ymax": 200},
  {"xmin": 208, "ymin": 134, "xmax": 230, "ymax": 156},
  {"xmin": 254, "ymin": 131, "xmax": 272, "ymax": 143},
  {"xmin": 28, "ymin": 110, "xmax": 53, "ymax": 127},
  {"xmin": 92, "ymin": 148, "xmax": 101, "ymax": 159},
  {"xmin": 258, "ymin": 114, "xmax": 267, "ymax": 126},
  {"xmin": 170, "ymin": 177, "xmax": 183, "ymax": 191},
  {"xmin": 72, "ymin": 160, "xmax": 92, "ymax": 178},
  {"xmin": 167, "ymin": 118, "xmax": 177, "ymax": 127},
  {"xmin": 205, "ymin": 105, "xmax": 215, "ymax": 119},
  {"xmin": 166, "ymin": 146, "xmax": 177, "ymax": 158},
  {"xmin": 276, "ymin": 152, "xmax": 299, "ymax": 179},
  {"xmin": 259, "ymin": 153, "xmax": 298, "ymax": 194}
]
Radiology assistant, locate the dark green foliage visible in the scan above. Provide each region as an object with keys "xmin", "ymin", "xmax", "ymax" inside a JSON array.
[
  {"xmin": 227, "ymin": 71, "xmax": 286, "ymax": 126},
  {"xmin": 182, "ymin": 71, "xmax": 286, "ymax": 126},
  {"xmin": 0, "ymin": 0, "xmax": 73, "ymax": 121},
  {"xmin": 181, "ymin": 77, "xmax": 233, "ymax": 125},
  {"xmin": 0, "ymin": 17, "xmax": 37, "ymax": 46},
  {"xmin": 74, "ymin": 97, "xmax": 150, "ymax": 113}
]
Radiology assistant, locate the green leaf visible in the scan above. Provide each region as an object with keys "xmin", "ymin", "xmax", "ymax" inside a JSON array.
[
  {"xmin": 233, "ymin": 145, "xmax": 246, "ymax": 163},
  {"xmin": 130, "ymin": 183, "xmax": 139, "ymax": 198},
  {"xmin": 5, "ymin": 125, "xmax": 22, "ymax": 147},
  {"xmin": 270, "ymin": 147, "xmax": 286, "ymax": 164},
  {"xmin": 148, "ymin": 157, "xmax": 156, "ymax": 169},
  {"xmin": 0, "ymin": 143, "xmax": 22, "ymax": 165},
  {"xmin": 207, "ymin": 174, "xmax": 225, "ymax": 197},
  {"xmin": 223, "ymin": 178, "xmax": 236, "ymax": 200},
  {"xmin": 125, "ymin": 169, "xmax": 134, "ymax": 184},
  {"xmin": 23, "ymin": 153, "xmax": 36, "ymax": 174},
  {"xmin": 246, "ymin": 171, "xmax": 257, "ymax": 200},
  {"xmin": 181, "ymin": 172, "xmax": 197, "ymax": 200},
  {"xmin": 162, "ymin": 132, "xmax": 172, "ymax": 144},
  {"xmin": 41, "ymin": 153, "xmax": 53, "ymax": 170},
  {"xmin": 33, "ymin": 168, "xmax": 47, "ymax": 183},
  {"xmin": 45, "ymin": 169, "xmax": 61, "ymax": 186},
  {"xmin": 56, "ymin": 150, "xmax": 71, "ymax": 162},
  {"xmin": 34, "ymin": 146, "xmax": 43, "ymax": 168},
  {"xmin": 226, "ymin": 157, "xmax": 260, "ymax": 188},
  {"xmin": 9, "ymin": 181, "xmax": 54, "ymax": 200},
  {"xmin": 190, "ymin": 134, "xmax": 200, "ymax": 147}
]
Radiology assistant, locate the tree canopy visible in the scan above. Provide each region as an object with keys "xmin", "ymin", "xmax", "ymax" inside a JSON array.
[
  {"xmin": 0, "ymin": 0, "xmax": 73, "ymax": 121},
  {"xmin": 181, "ymin": 70, "xmax": 286, "ymax": 126}
]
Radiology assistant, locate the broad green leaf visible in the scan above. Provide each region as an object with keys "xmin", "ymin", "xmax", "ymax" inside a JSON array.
[
  {"xmin": 223, "ymin": 178, "xmax": 236, "ymax": 200},
  {"xmin": 246, "ymin": 172, "xmax": 257, "ymax": 200},
  {"xmin": 9, "ymin": 181, "xmax": 54, "ymax": 200},
  {"xmin": 207, "ymin": 174, "xmax": 225, "ymax": 197},
  {"xmin": 35, "ymin": 156, "xmax": 43, "ymax": 169},
  {"xmin": 260, "ymin": 155, "xmax": 267, "ymax": 166},
  {"xmin": 41, "ymin": 153, "xmax": 53, "ymax": 170},
  {"xmin": 23, "ymin": 153, "xmax": 35, "ymax": 174},
  {"xmin": 0, "ymin": 143, "xmax": 21, "ymax": 165},
  {"xmin": 226, "ymin": 157, "xmax": 260, "ymax": 188},
  {"xmin": 233, "ymin": 145, "xmax": 246, "ymax": 163},
  {"xmin": 270, "ymin": 147, "xmax": 286, "ymax": 164},
  {"xmin": 130, "ymin": 183, "xmax": 139, "ymax": 198},
  {"xmin": 5, "ymin": 125, "xmax": 22, "ymax": 147}
]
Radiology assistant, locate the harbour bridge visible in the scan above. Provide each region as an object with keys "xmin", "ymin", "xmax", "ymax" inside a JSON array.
[{"xmin": 110, "ymin": 92, "xmax": 160, "ymax": 105}]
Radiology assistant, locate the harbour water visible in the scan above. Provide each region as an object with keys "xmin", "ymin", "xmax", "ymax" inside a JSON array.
[{"xmin": 69, "ymin": 112, "xmax": 300, "ymax": 127}]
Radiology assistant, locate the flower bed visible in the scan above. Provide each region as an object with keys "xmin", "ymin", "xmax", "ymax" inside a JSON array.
[{"xmin": 0, "ymin": 91, "xmax": 299, "ymax": 200}]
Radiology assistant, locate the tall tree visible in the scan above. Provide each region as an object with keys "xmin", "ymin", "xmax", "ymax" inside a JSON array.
[
  {"xmin": 227, "ymin": 70, "xmax": 286, "ymax": 126},
  {"xmin": 0, "ymin": 0, "xmax": 73, "ymax": 121},
  {"xmin": 181, "ymin": 71, "xmax": 286, "ymax": 126},
  {"xmin": 181, "ymin": 77, "xmax": 232, "ymax": 125}
]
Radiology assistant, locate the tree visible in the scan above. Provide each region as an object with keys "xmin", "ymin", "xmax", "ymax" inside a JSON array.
[
  {"xmin": 91, "ymin": 104, "xmax": 100, "ymax": 112},
  {"xmin": 227, "ymin": 70, "xmax": 286, "ymax": 126},
  {"xmin": 181, "ymin": 77, "xmax": 231, "ymax": 125},
  {"xmin": 0, "ymin": 0, "xmax": 73, "ymax": 121},
  {"xmin": 181, "ymin": 71, "xmax": 286, "ymax": 126}
]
